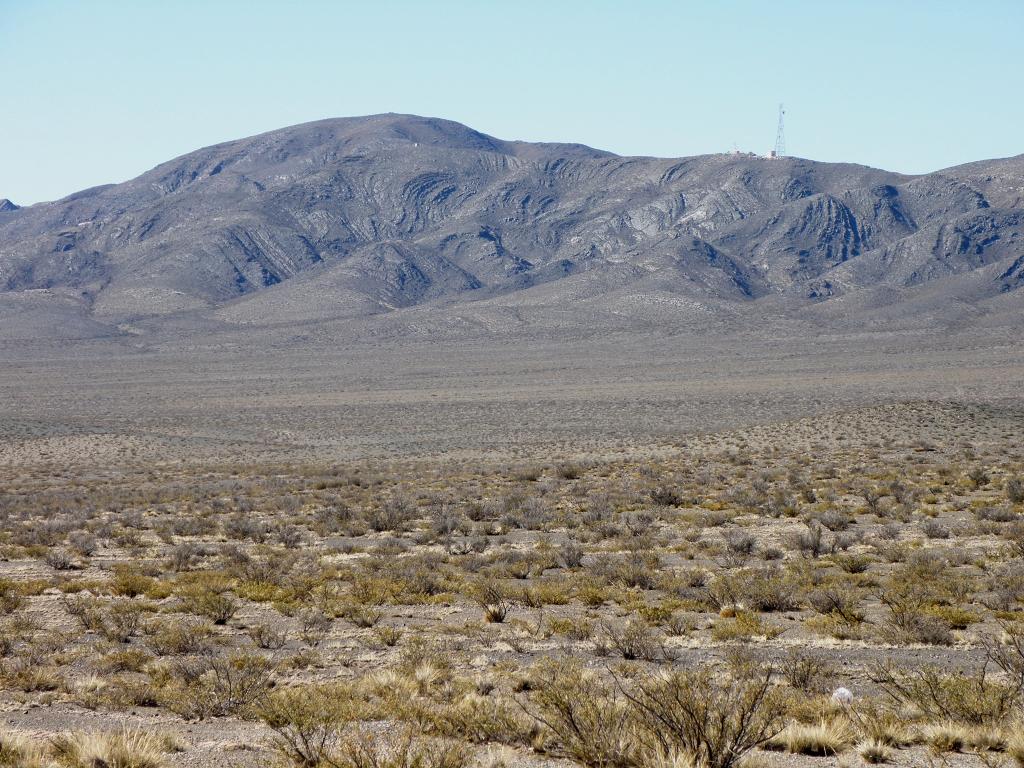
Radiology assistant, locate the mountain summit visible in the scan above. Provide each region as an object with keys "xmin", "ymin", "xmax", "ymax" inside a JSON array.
[{"xmin": 0, "ymin": 114, "xmax": 1022, "ymax": 342}]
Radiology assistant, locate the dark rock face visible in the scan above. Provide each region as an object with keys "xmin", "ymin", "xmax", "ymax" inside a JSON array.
[{"xmin": 0, "ymin": 114, "xmax": 1021, "ymax": 337}]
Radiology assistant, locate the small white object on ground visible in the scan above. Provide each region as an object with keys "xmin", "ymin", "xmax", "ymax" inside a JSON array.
[{"xmin": 831, "ymin": 687, "xmax": 854, "ymax": 705}]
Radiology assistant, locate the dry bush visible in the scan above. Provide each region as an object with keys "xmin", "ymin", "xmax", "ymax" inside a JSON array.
[
  {"xmin": 559, "ymin": 539, "xmax": 585, "ymax": 569},
  {"xmin": 259, "ymin": 682, "xmax": 470, "ymax": 768},
  {"xmin": 111, "ymin": 567, "xmax": 157, "ymax": 598},
  {"xmin": 249, "ymin": 621, "xmax": 289, "ymax": 650},
  {"xmin": 556, "ymin": 464, "xmax": 583, "ymax": 480},
  {"xmin": 619, "ymin": 664, "xmax": 786, "ymax": 768},
  {"xmin": 143, "ymin": 616, "xmax": 214, "ymax": 655},
  {"xmin": 0, "ymin": 580, "xmax": 26, "ymax": 614},
  {"xmin": 1008, "ymin": 477, "xmax": 1024, "ymax": 505},
  {"xmin": 589, "ymin": 553, "xmax": 660, "ymax": 590},
  {"xmin": 711, "ymin": 611, "xmax": 784, "ymax": 642},
  {"xmin": 602, "ymin": 621, "xmax": 665, "ymax": 662},
  {"xmin": 367, "ymin": 495, "xmax": 418, "ymax": 532},
  {"xmin": 789, "ymin": 521, "xmax": 831, "ymax": 559},
  {"xmin": 257, "ymin": 683, "xmax": 357, "ymax": 767},
  {"xmin": 877, "ymin": 582, "xmax": 954, "ymax": 646},
  {"xmin": 340, "ymin": 602, "xmax": 383, "ymax": 628},
  {"xmin": 473, "ymin": 581, "xmax": 514, "ymax": 624},
  {"xmin": 649, "ymin": 486, "xmax": 683, "ymax": 507},
  {"xmin": 870, "ymin": 659, "xmax": 1023, "ymax": 726},
  {"xmin": 297, "ymin": 607, "xmax": 334, "ymax": 645},
  {"xmin": 176, "ymin": 578, "xmax": 238, "ymax": 624},
  {"xmin": 436, "ymin": 692, "xmax": 531, "ymax": 746},
  {"xmin": 520, "ymin": 659, "xmax": 638, "ymax": 767},
  {"xmin": 519, "ymin": 658, "xmax": 786, "ymax": 768},
  {"xmin": 707, "ymin": 565, "xmax": 799, "ymax": 613},
  {"xmin": 98, "ymin": 600, "xmax": 147, "ymax": 643},
  {"xmin": 153, "ymin": 651, "xmax": 274, "ymax": 719},
  {"xmin": 780, "ymin": 649, "xmax": 836, "ymax": 694}
]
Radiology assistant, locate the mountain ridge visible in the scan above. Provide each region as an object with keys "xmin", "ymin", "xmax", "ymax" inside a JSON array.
[{"xmin": 1, "ymin": 113, "xmax": 1022, "ymax": 344}]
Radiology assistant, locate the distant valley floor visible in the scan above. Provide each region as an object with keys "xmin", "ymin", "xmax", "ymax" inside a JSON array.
[{"xmin": 0, "ymin": 329, "xmax": 1021, "ymax": 468}]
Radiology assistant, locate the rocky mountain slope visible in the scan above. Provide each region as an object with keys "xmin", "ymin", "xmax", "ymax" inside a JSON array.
[{"xmin": 1, "ymin": 114, "xmax": 1021, "ymax": 343}]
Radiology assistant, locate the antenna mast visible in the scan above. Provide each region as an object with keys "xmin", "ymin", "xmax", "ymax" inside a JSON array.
[{"xmin": 774, "ymin": 103, "xmax": 786, "ymax": 158}]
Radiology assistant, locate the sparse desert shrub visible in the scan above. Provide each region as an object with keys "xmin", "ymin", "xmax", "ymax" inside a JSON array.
[
  {"xmin": 969, "ymin": 467, "xmax": 991, "ymax": 488},
  {"xmin": 62, "ymin": 594, "xmax": 105, "ymax": 631},
  {"xmin": 877, "ymin": 581, "xmax": 953, "ymax": 646},
  {"xmin": 790, "ymin": 521, "xmax": 830, "ymax": 558},
  {"xmin": 44, "ymin": 548, "xmax": 76, "ymax": 571},
  {"xmin": 473, "ymin": 581, "xmax": 514, "ymax": 623},
  {"xmin": 723, "ymin": 529, "xmax": 758, "ymax": 557},
  {"xmin": 436, "ymin": 692, "xmax": 531, "ymax": 746},
  {"xmin": 0, "ymin": 580, "xmax": 25, "ymax": 614},
  {"xmin": 806, "ymin": 583, "xmax": 865, "ymax": 625},
  {"xmin": 556, "ymin": 464, "xmax": 582, "ymax": 480},
  {"xmin": 832, "ymin": 552, "xmax": 872, "ymax": 574},
  {"xmin": 111, "ymin": 567, "xmax": 156, "ymax": 597},
  {"xmin": 430, "ymin": 506, "xmax": 466, "ymax": 538},
  {"xmin": 518, "ymin": 581, "xmax": 571, "ymax": 608},
  {"xmin": 332, "ymin": 599, "xmax": 379, "ymax": 628},
  {"xmin": 371, "ymin": 625, "xmax": 403, "ymax": 648},
  {"xmin": 520, "ymin": 659, "xmax": 638, "ymax": 767},
  {"xmin": 589, "ymin": 553, "xmax": 659, "ymax": 590},
  {"xmin": 708, "ymin": 566, "xmax": 799, "ymax": 613},
  {"xmin": 154, "ymin": 651, "xmax": 274, "ymax": 719},
  {"xmin": 549, "ymin": 616, "xmax": 594, "ymax": 642},
  {"xmin": 870, "ymin": 660, "xmax": 1023, "ymax": 726},
  {"xmin": 1009, "ymin": 477, "xmax": 1024, "ymax": 505},
  {"xmin": 143, "ymin": 616, "xmax": 214, "ymax": 655},
  {"xmin": 559, "ymin": 539, "xmax": 584, "ymax": 569},
  {"xmin": 780, "ymin": 649, "xmax": 836, "ymax": 694},
  {"xmin": 711, "ymin": 611, "xmax": 784, "ymax": 642},
  {"xmin": 297, "ymin": 607, "xmax": 333, "ymax": 645},
  {"xmin": 177, "ymin": 580, "xmax": 238, "ymax": 624},
  {"xmin": 977, "ymin": 506, "xmax": 1019, "ymax": 523},
  {"xmin": 861, "ymin": 487, "xmax": 883, "ymax": 514},
  {"xmin": 649, "ymin": 486, "xmax": 682, "ymax": 507},
  {"xmin": 816, "ymin": 510, "xmax": 852, "ymax": 532},
  {"xmin": 619, "ymin": 665, "xmax": 786, "ymax": 768},
  {"xmin": 1008, "ymin": 729, "xmax": 1024, "ymax": 766},
  {"xmin": 99, "ymin": 600, "xmax": 146, "ymax": 643},
  {"xmin": 314, "ymin": 503, "xmax": 353, "ymax": 534},
  {"xmin": 169, "ymin": 541, "xmax": 202, "ymax": 571},
  {"xmin": 278, "ymin": 524, "xmax": 304, "ymax": 549},
  {"xmin": 249, "ymin": 621, "xmax": 288, "ymax": 650},
  {"xmin": 366, "ymin": 495, "xmax": 418, "ymax": 532},
  {"xmin": 68, "ymin": 530, "xmax": 98, "ymax": 557},
  {"xmin": 986, "ymin": 564, "xmax": 1024, "ymax": 610},
  {"xmin": 257, "ymin": 683, "xmax": 356, "ymax": 767},
  {"xmin": 603, "ymin": 620, "xmax": 664, "ymax": 662},
  {"xmin": 223, "ymin": 514, "xmax": 269, "ymax": 542}
]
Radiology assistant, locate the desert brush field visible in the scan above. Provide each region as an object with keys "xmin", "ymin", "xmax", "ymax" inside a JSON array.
[{"xmin": 1, "ymin": 392, "xmax": 1024, "ymax": 767}]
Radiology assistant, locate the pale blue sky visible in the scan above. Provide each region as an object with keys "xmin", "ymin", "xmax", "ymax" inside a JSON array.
[{"xmin": 2, "ymin": 0, "xmax": 1022, "ymax": 204}]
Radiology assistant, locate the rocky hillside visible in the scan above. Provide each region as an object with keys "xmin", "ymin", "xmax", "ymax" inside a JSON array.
[{"xmin": 0, "ymin": 114, "xmax": 1021, "ymax": 341}]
